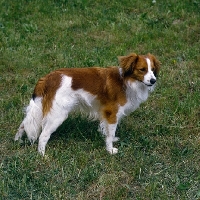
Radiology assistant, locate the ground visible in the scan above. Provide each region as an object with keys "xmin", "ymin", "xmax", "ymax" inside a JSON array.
[{"xmin": 0, "ymin": 0, "xmax": 199, "ymax": 199}]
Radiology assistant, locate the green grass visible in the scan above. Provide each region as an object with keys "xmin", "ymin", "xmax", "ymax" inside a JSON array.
[{"xmin": 0, "ymin": 0, "xmax": 200, "ymax": 199}]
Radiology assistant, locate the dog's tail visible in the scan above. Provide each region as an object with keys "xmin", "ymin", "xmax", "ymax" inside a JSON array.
[
  {"xmin": 15, "ymin": 77, "xmax": 47, "ymax": 143},
  {"xmin": 15, "ymin": 97, "xmax": 43, "ymax": 143}
]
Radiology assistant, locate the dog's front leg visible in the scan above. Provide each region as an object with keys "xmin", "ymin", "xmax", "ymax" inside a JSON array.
[{"xmin": 105, "ymin": 123, "xmax": 118, "ymax": 154}]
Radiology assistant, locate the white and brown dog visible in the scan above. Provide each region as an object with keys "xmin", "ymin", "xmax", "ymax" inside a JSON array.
[{"xmin": 15, "ymin": 53, "xmax": 160, "ymax": 155}]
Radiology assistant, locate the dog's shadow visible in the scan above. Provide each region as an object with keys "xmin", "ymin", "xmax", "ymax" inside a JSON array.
[{"xmin": 50, "ymin": 115, "xmax": 104, "ymax": 144}]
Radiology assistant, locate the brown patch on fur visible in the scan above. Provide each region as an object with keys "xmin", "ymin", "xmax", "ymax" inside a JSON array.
[
  {"xmin": 102, "ymin": 104, "xmax": 119, "ymax": 124},
  {"xmin": 118, "ymin": 53, "xmax": 138, "ymax": 76},
  {"xmin": 119, "ymin": 53, "xmax": 148, "ymax": 82},
  {"xmin": 118, "ymin": 53, "xmax": 161, "ymax": 82},
  {"xmin": 33, "ymin": 71, "xmax": 62, "ymax": 116}
]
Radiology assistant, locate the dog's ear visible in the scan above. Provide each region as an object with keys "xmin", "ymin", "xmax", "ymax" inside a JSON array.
[
  {"xmin": 148, "ymin": 53, "xmax": 161, "ymax": 77},
  {"xmin": 118, "ymin": 53, "xmax": 138, "ymax": 76}
]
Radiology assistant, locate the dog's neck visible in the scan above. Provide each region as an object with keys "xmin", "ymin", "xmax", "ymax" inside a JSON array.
[{"xmin": 125, "ymin": 80, "xmax": 151, "ymax": 103}]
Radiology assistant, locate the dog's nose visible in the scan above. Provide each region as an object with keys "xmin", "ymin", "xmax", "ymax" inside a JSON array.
[{"xmin": 150, "ymin": 78, "xmax": 156, "ymax": 84}]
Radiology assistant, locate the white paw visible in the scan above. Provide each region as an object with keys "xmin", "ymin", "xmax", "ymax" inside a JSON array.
[
  {"xmin": 14, "ymin": 138, "xmax": 24, "ymax": 144},
  {"xmin": 14, "ymin": 135, "xmax": 19, "ymax": 141},
  {"xmin": 113, "ymin": 137, "xmax": 119, "ymax": 142},
  {"xmin": 28, "ymin": 137, "xmax": 36, "ymax": 145},
  {"xmin": 107, "ymin": 147, "xmax": 118, "ymax": 155},
  {"xmin": 14, "ymin": 135, "xmax": 23, "ymax": 143},
  {"xmin": 38, "ymin": 146, "xmax": 45, "ymax": 156}
]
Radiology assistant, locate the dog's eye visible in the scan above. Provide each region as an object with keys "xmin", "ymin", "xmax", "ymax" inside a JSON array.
[
  {"xmin": 139, "ymin": 68, "xmax": 146, "ymax": 72},
  {"xmin": 152, "ymin": 68, "xmax": 155, "ymax": 71}
]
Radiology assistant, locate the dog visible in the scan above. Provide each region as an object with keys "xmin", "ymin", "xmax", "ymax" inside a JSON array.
[{"xmin": 15, "ymin": 53, "xmax": 160, "ymax": 155}]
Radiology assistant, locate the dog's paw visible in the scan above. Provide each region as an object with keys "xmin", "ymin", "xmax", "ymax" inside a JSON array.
[
  {"xmin": 14, "ymin": 134, "xmax": 21, "ymax": 141},
  {"xmin": 38, "ymin": 146, "xmax": 45, "ymax": 156},
  {"xmin": 107, "ymin": 147, "xmax": 118, "ymax": 155},
  {"xmin": 14, "ymin": 135, "xmax": 23, "ymax": 144},
  {"xmin": 113, "ymin": 137, "xmax": 119, "ymax": 142}
]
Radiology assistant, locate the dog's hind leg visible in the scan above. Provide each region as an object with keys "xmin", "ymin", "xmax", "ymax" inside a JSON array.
[
  {"xmin": 15, "ymin": 121, "xmax": 25, "ymax": 142},
  {"xmin": 15, "ymin": 98, "xmax": 43, "ymax": 143},
  {"xmin": 38, "ymin": 108, "xmax": 69, "ymax": 156}
]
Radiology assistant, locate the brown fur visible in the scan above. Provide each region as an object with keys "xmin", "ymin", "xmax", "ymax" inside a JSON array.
[
  {"xmin": 33, "ymin": 72, "xmax": 62, "ymax": 116},
  {"xmin": 118, "ymin": 53, "xmax": 138, "ymax": 76},
  {"xmin": 119, "ymin": 53, "xmax": 160, "ymax": 82}
]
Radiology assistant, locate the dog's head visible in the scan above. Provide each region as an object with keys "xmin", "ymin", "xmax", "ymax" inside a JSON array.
[{"xmin": 118, "ymin": 53, "xmax": 161, "ymax": 86}]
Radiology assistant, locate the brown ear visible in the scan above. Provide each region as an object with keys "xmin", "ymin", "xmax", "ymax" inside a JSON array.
[
  {"xmin": 118, "ymin": 53, "xmax": 138, "ymax": 76},
  {"xmin": 148, "ymin": 53, "xmax": 161, "ymax": 77}
]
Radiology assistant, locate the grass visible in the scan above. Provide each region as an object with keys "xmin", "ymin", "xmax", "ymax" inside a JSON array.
[{"xmin": 0, "ymin": 0, "xmax": 200, "ymax": 199}]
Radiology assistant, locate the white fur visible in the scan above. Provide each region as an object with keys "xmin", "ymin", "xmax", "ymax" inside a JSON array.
[
  {"xmin": 15, "ymin": 97, "xmax": 42, "ymax": 143},
  {"xmin": 143, "ymin": 58, "xmax": 156, "ymax": 86},
  {"xmin": 15, "ymin": 63, "xmax": 156, "ymax": 155}
]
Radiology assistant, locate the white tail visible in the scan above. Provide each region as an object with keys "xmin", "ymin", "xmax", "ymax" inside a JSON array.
[{"xmin": 15, "ymin": 97, "xmax": 43, "ymax": 143}]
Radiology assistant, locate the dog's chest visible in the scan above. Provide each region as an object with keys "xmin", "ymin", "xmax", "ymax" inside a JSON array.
[{"xmin": 118, "ymin": 81, "xmax": 150, "ymax": 117}]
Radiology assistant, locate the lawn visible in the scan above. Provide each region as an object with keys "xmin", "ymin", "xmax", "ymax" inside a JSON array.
[{"xmin": 0, "ymin": 0, "xmax": 199, "ymax": 199}]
